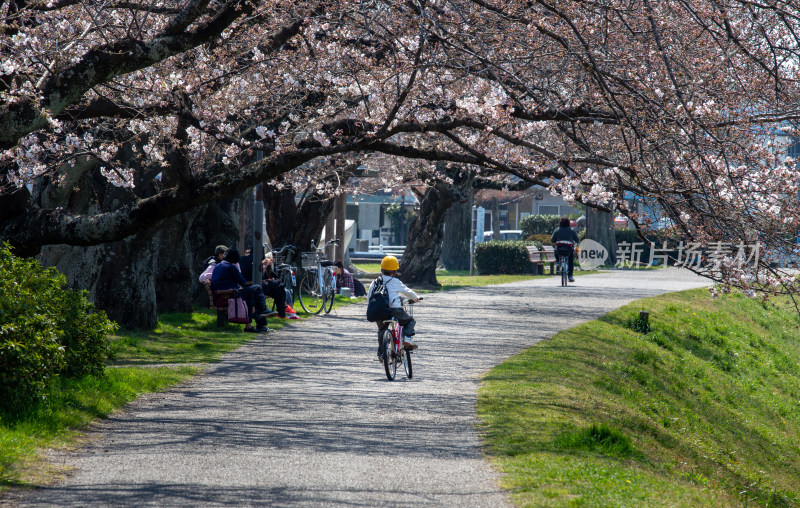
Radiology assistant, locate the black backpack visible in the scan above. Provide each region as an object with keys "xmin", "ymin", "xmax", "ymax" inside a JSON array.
[
  {"xmin": 353, "ymin": 277, "xmax": 367, "ymax": 297},
  {"xmin": 366, "ymin": 276, "xmax": 392, "ymax": 322}
]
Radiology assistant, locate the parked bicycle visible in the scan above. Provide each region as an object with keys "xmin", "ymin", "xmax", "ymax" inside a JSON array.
[
  {"xmin": 265, "ymin": 243, "xmax": 298, "ymax": 309},
  {"xmin": 380, "ymin": 297, "xmax": 421, "ymax": 381},
  {"xmin": 298, "ymin": 239, "xmax": 339, "ymax": 314}
]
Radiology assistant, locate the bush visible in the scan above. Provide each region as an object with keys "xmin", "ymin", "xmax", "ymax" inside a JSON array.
[
  {"xmin": 520, "ymin": 214, "xmax": 561, "ymax": 237},
  {"xmin": 475, "ymin": 240, "xmax": 541, "ymax": 275},
  {"xmin": 527, "ymin": 234, "xmax": 552, "ymax": 245},
  {"xmin": 0, "ymin": 244, "xmax": 116, "ymax": 413}
]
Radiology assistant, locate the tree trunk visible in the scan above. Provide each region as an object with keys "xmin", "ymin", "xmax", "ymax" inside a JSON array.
[
  {"xmin": 334, "ymin": 194, "xmax": 346, "ymax": 261},
  {"xmin": 25, "ymin": 121, "xmax": 248, "ymax": 328},
  {"xmin": 263, "ymin": 165, "xmax": 357, "ymax": 263},
  {"xmin": 401, "ymin": 165, "xmax": 471, "ymax": 287},
  {"xmin": 295, "ymin": 194, "xmax": 336, "ymax": 257},
  {"xmin": 187, "ymin": 195, "xmax": 244, "ymax": 307},
  {"xmin": 263, "ymin": 183, "xmax": 297, "ymax": 250},
  {"xmin": 492, "ymin": 197, "xmax": 501, "ymax": 239},
  {"xmin": 153, "ymin": 211, "xmax": 201, "ymax": 314},
  {"xmin": 39, "ymin": 231, "xmax": 159, "ymax": 329},
  {"xmin": 586, "ymin": 207, "xmax": 617, "ymax": 265},
  {"xmin": 38, "ymin": 194, "xmax": 243, "ymax": 329},
  {"xmin": 324, "ymin": 208, "xmax": 335, "ymax": 259},
  {"xmin": 440, "ymin": 176, "xmax": 475, "ymax": 270},
  {"xmin": 263, "ymin": 182, "xmax": 337, "ymax": 265},
  {"xmin": 33, "ymin": 159, "xmax": 160, "ymax": 328}
]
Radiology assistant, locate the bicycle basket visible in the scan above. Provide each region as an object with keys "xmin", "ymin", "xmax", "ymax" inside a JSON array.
[
  {"xmin": 300, "ymin": 252, "xmax": 317, "ymax": 269},
  {"xmin": 273, "ymin": 252, "xmax": 288, "ymax": 266}
]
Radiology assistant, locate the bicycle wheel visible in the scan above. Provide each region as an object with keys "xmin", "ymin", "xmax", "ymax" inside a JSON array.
[
  {"xmin": 561, "ymin": 260, "xmax": 568, "ymax": 286},
  {"xmin": 322, "ymin": 269, "xmax": 335, "ymax": 313},
  {"xmin": 298, "ymin": 272, "xmax": 323, "ymax": 314},
  {"xmin": 382, "ymin": 329, "xmax": 397, "ymax": 381},
  {"xmin": 403, "ymin": 349, "xmax": 413, "ymax": 379}
]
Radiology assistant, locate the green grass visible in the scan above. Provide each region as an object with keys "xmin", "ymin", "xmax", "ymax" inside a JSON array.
[
  {"xmin": 353, "ymin": 262, "xmax": 383, "ymax": 273},
  {"xmin": 110, "ymin": 297, "xmax": 359, "ymax": 364},
  {"xmin": 1, "ymin": 366, "xmax": 197, "ymax": 485},
  {"xmin": 109, "ymin": 308, "xmax": 281, "ymax": 364},
  {"xmin": 478, "ymin": 289, "xmax": 800, "ymax": 507}
]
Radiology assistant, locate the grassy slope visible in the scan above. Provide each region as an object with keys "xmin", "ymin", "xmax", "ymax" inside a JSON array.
[{"xmin": 478, "ymin": 289, "xmax": 800, "ymax": 507}]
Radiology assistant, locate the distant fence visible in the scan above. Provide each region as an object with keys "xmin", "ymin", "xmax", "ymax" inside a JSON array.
[{"xmin": 366, "ymin": 245, "xmax": 405, "ymax": 257}]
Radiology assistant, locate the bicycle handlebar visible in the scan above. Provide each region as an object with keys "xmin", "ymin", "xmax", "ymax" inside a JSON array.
[
  {"xmin": 309, "ymin": 238, "xmax": 341, "ymax": 251},
  {"xmin": 267, "ymin": 244, "xmax": 296, "ymax": 255}
]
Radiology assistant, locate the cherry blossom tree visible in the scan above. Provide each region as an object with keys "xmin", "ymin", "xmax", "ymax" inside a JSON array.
[
  {"xmin": 402, "ymin": 0, "xmax": 800, "ymax": 297},
  {"xmin": 3, "ymin": 0, "xmax": 800, "ymax": 304}
]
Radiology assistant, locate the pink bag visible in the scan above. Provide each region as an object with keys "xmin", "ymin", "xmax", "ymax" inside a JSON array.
[{"xmin": 227, "ymin": 296, "xmax": 250, "ymax": 324}]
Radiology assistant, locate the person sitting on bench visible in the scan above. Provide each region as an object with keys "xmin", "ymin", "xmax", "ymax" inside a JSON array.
[{"xmin": 211, "ymin": 248, "xmax": 276, "ymax": 333}]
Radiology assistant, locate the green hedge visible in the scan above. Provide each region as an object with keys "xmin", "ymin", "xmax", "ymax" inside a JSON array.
[
  {"xmin": 475, "ymin": 240, "xmax": 542, "ymax": 275},
  {"xmin": 0, "ymin": 244, "xmax": 116, "ymax": 413},
  {"xmin": 527, "ymin": 234, "xmax": 552, "ymax": 245},
  {"xmin": 521, "ymin": 214, "xmax": 561, "ymax": 237}
]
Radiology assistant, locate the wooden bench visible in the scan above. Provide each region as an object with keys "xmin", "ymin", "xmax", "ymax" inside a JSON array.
[
  {"xmin": 541, "ymin": 246, "xmax": 557, "ymax": 275},
  {"xmin": 201, "ymin": 280, "xmax": 238, "ymax": 327},
  {"xmin": 202, "ymin": 280, "xmax": 280, "ymax": 327},
  {"xmin": 526, "ymin": 245, "xmax": 557, "ymax": 275}
]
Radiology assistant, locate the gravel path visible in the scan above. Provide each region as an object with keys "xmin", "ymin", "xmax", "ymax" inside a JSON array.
[{"xmin": 7, "ymin": 269, "xmax": 709, "ymax": 507}]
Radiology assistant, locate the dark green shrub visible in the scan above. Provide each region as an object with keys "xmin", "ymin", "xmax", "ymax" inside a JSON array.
[
  {"xmin": 554, "ymin": 423, "xmax": 637, "ymax": 458},
  {"xmin": 58, "ymin": 293, "xmax": 115, "ymax": 378},
  {"xmin": 0, "ymin": 244, "xmax": 116, "ymax": 413},
  {"xmin": 475, "ymin": 240, "xmax": 541, "ymax": 274},
  {"xmin": 625, "ymin": 313, "xmax": 651, "ymax": 334},
  {"xmin": 0, "ymin": 314, "xmax": 66, "ymax": 413},
  {"xmin": 527, "ymin": 234, "xmax": 552, "ymax": 245},
  {"xmin": 521, "ymin": 214, "xmax": 560, "ymax": 237}
]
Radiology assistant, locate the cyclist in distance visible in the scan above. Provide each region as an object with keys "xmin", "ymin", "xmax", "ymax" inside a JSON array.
[
  {"xmin": 551, "ymin": 217, "xmax": 580, "ymax": 283},
  {"xmin": 368, "ymin": 256, "xmax": 420, "ymax": 359}
]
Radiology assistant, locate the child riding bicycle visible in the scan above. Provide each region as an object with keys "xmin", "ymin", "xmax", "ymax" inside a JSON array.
[
  {"xmin": 367, "ymin": 256, "xmax": 420, "ymax": 360},
  {"xmin": 551, "ymin": 216, "xmax": 580, "ymax": 282}
]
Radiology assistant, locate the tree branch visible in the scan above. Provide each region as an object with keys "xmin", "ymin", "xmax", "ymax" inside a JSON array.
[{"xmin": 0, "ymin": 0, "xmax": 254, "ymax": 150}]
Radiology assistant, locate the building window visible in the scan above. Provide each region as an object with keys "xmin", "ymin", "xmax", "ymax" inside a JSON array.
[
  {"xmin": 538, "ymin": 205, "xmax": 560, "ymax": 215},
  {"xmin": 789, "ymin": 138, "xmax": 800, "ymax": 168}
]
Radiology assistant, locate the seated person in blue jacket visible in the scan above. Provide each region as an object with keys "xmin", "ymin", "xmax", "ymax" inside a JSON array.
[{"xmin": 211, "ymin": 248, "xmax": 276, "ymax": 333}]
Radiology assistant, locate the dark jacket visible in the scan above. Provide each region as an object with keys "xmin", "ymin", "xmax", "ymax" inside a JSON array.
[
  {"xmin": 551, "ymin": 226, "xmax": 579, "ymax": 245},
  {"xmin": 210, "ymin": 261, "xmax": 247, "ymax": 291},
  {"xmin": 239, "ymin": 254, "xmax": 253, "ymax": 283}
]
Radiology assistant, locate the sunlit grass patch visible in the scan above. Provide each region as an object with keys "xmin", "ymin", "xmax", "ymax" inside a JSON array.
[
  {"xmin": 479, "ymin": 288, "xmax": 800, "ymax": 506},
  {"xmin": 109, "ymin": 301, "xmax": 361, "ymax": 365},
  {"xmin": 353, "ymin": 262, "xmax": 382, "ymax": 273}
]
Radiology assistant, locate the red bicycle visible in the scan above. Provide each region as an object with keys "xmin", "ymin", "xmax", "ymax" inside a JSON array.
[{"xmin": 380, "ymin": 297, "xmax": 421, "ymax": 381}]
